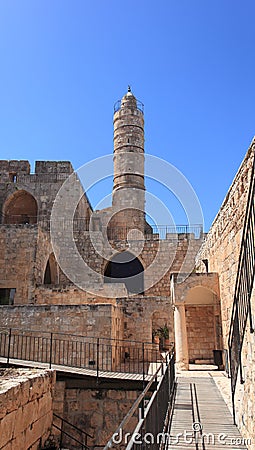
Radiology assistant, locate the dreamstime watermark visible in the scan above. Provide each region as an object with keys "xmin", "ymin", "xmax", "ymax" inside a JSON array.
[
  {"xmin": 50, "ymin": 153, "xmax": 204, "ymax": 297},
  {"xmin": 111, "ymin": 422, "xmax": 252, "ymax": 447}
]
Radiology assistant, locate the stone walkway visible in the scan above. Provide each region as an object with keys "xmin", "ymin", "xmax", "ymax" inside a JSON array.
[{"xmin": 166, "ymin": 367, "xmax": 249, "ymax": 449}]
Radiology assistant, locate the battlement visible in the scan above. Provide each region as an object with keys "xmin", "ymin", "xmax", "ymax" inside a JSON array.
[
  {"xmin": 35, "ymin": 161, "xmax": 73, "ymax": 174},
  {"xmin": 0, "ymin": 160, "xmax": 74, "ymax": 183},
  {"xmin": 0, "ymin": 160, "xmax": 30, "ymax": 178}
]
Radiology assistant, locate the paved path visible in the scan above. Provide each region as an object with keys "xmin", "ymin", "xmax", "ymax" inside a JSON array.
[{"xmin": 167, "ymin": 376, "xmax": 248, "ymax": 449}]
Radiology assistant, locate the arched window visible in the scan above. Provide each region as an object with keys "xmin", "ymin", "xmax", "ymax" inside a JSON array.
[
  {"xmin": 104, "ymin": 251, "xmax": 144, "ymax": 294},
  {"xmin": 43, "ymin": 253, "xmax": 59, "ymax": 285},
  {"xmin": 3, "ymin": 190, "xmax": 38, "ymax": 224}
]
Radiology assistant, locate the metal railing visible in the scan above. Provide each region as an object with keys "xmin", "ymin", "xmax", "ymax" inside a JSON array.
[
  {"xmin": 0, "ymin": 328, "xmax": 162, "ymax": 380},
  {"xmin": 0, "ymin": 214, "xmax": 91, "ymax": 230},
  {"xmin": 53, "ymin": 413, "xmax": 93, "ymax": 450},
  {"xmin": 0, "ymin": 215, "xmax": 203, "ymax": 239},
  {"xmin": 1, "ymin": 213, "xmax": 38, "ymax": 225},
  {"xmin": 106, "ymin": 224, "xmax": 203, "ymax": 240},
  {"xmin": 228, "ymin": 153, "xmax": 255, "ymax": 423},
  {"xmin": 114, "ymin": 99, "xmax": 144, "ymax": 114},
  {"xmin": 103, "ymin": 351, "xmax": 175, "ymax": 450}
]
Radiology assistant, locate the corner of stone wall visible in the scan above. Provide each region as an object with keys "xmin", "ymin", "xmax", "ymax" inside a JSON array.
[{"xmin": 0, "ymin": 368, "xmax": 55, "ymax": 450}]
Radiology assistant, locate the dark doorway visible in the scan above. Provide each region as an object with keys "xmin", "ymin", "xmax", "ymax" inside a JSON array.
[
  {"xmin": 0, "ymin": 288, "xmax": 16, "ymax": 305},
  {"xmin": 104, "ymin": 251, "xmax": 144, "ymax": 294},
  {"xmin": 43, "ymin": 253, "xmax": 59, "ymax": 285},
  {"xmin": 44, "ymin": 260, "xmax": 52, "ymax": 284}
]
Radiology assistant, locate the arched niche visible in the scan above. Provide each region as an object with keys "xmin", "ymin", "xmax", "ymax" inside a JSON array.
[
  {"xmin": 43, "ymin": 253, "xmax": 59, "ymax": 285},
  {"xmin": 3, "ymin": 190, "xmax": 38, "ymax": 224},
  {"xmin": 184, "ymin": 286, "xmax": 222, "ymax": 363},
  {"xmin": 104, "ymin": 251, "xmax": 144, "ymax": 294}
]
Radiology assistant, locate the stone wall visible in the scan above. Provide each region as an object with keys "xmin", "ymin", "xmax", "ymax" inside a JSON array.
[
  {"xmin": 0, "ymin": 160, "xmax": 204, "ymax": 306},
  {"xmin": 118, "ymin": 296, "xmax": 174, "ymax": 343},
  {"xmin": 0, "ymin": 158, "xmax": 92, "ymax": 306},
  {"xmin": 230, "ymin": 290, "xmax": 255, "ymax": 448},
  {"xmin": 197, "ymin": 139, "xmax": 255, "ymax": 445},
  {"xmin": 0, "ymin": 226, "xmax": 38, "ymax": 303},
  {"xmin": 0, "ymin": 304, "xmax": 123, "ymax": 340},
  {"xmin": 53, "ymin": 381, "xmax": 140, "ymax": 448},
  {"xmin": 74, "ymin": 231, "xmax": 204, "ymax": 298},
  {"xmin": 33, "ymin": 285, "xmax": 115, "ymax": 305},
  {"xmin": 186, "ymin": 305, "xmax": 215, "ymax": 362},
  {"xmin": 0, "ymin": 368, "xmax": 55, "ymax": 450},
  {"xmin": 197, "ymin": 141, "xmax": 254, "ymax": 344}
]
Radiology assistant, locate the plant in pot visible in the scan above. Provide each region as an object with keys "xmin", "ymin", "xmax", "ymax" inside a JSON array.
[
  {"xmin": 158, "ymin": 324, "xmax": 170, "ymax": 349},
  {"xmin": 152, "ymin": 328, "xmax": 160, "ymax": 345}
]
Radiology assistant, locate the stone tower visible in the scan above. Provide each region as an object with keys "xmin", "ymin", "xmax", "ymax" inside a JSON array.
[{"xmin": 111, "ymin": 87, "xmax": 146, "ymax": 233}]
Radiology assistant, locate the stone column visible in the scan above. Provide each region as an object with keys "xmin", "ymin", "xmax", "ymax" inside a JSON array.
[{"xmin": 174, "ymin": 304, "xmax": 189, "ymax": 370}]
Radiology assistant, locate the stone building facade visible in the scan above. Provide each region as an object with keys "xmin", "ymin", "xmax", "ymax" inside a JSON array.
[
  {"xmin": 0, "ymin": 88, "xmax": 209, "ymax": 358},
  {"xmin": 0, "ymin": 88, "xmax": 254, "ymax": 446}
]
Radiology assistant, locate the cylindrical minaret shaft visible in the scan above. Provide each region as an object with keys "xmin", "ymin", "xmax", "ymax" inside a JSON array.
[{"xmin": 111, "ymin": 87, "xmax": 145, "ymax": 231}]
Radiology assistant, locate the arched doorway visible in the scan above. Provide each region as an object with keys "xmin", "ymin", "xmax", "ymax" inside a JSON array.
[
  {"xmin": 104, "ymin": 251, "xmax": 144, "ymax": 294},
  {"xmin": 184, "ymin": 286, "xmax": 221, "ymax": 363},
  {"xmin": 43, "ymin": 253, "xmax": 59, "ymax": 285},
  {"xmin": 3, "ymin": 190, "xmax": 38, "ymax": 224}
]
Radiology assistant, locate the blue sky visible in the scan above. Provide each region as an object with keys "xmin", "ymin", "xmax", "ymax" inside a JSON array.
[{"xmin": 0, "ymin": 1, "xmax": 255, "ymax": 230}]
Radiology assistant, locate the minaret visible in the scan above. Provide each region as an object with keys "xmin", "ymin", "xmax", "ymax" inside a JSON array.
[{"xmin": 111, "ymin": 87, "xmax": 146, "ymax": 232}]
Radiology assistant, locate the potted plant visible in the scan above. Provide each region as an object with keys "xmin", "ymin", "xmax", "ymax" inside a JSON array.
[
  {"xmin": 158, "ymin": 324, "xmax": 170, "ymax": 349},
  {"xmin": 152, "ymin": 328, "xmax": 160, "ymax": 345}
]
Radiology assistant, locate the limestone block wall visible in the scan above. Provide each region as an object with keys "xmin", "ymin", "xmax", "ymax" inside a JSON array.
[
  {"xmin": 231, "ymin": 290, "xmax": 255, "ymax": 446},
  {"xmin": 0, "ymin": 368, "xmax": 55, "ymax": 450},
  {"xmin": 197, "ymin": 140, "xmax": 255, "ymax": 445},
  {"xmin": 0, "ymin": 225, "xmax": 71, "ymax": 304},
  {"xmin": 34, "ymin": 228, "xmax": 55, "ymax": 286},
  {"xmin": 33, "ymin": 285, "xmax": 117, "ymax": 305},
  {"xmin": 74, "ymin": 231, "xmax": 204, "ymax": 298},
  {"xmin": 0, "ymin": 226, "xmax": 38, "ymax": 303},
  {"xmin": 0, "ymin": 304, "xmax": 124, "ymax": 372},
  {"xmin": 53, "ymin": 381, "xmax": 140, "ymax": 448},
  {"xmin": 0, "ymin": 159, "xmax": 92, "ymax": 227},
  {"xmin": 197, "ymin": 141, "xmax": 254, "ymax": 345},
  {"xmin": 118, "ymin": 296, "xmax": 174, "ymax": 343},
  {"xmin": 0, "ymin": 304, "xmax": 123, "ymax": 340},
  {"xmin": 0, "ymin": 160, "xmax": 30, "ymax": 185},
  {"xmin": 186, "ymin": 305, "xmax": 215, "ymax": 361}
]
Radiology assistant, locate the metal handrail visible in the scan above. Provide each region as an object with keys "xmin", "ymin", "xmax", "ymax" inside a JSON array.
[
  {"xmin": 0, "ymin": 215, "xmax": 202, "ymax": 231},
  {"xmin": 0, "ymin": 215, "xmax": 203, "ymax": 239},
  {"xmin": 52, "ymin": 423, "xmax": 89, "ymax": 450},
  {"xmin": 103, "ymin": 351, "xmax": 175, "ymax": 450},
  {"xmin": 228, "ymin": 148, "xmax": 255, "ymax": 423},
  {"xmin": 0, "ymin": 326, "xmax": 157, "ymax": 345},
  {"xmin": 53, "ymin": 413, "xmax": 93, "ymax": 449},
  {"xmin": 0, "ymin": 328, "xmax": 162, "ymax": 378},
  {"xmin": 114, "ymin": 99, "xmax": 144, "ymax": 114}
]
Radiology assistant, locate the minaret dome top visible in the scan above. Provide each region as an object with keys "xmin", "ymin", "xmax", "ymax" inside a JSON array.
[{"xmin": 114, "ymin": 87, "xmax": 144, "ymax": 114}]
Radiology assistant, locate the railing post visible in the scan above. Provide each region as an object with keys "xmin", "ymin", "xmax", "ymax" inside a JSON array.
[
  {"xmin": 97, "ymin": 338, "xmax": 100, "ymax": 382},
  {"xmin": 248, "ymin": 290, "xmax": 254, "ymax": 333},
  {"xmin": 232, "ymin": 391, "xmax": 236, "ymax": 425},
  {"xmin": 49, "ymin": 332, "xmax": 53, "ymax": 369},
  {"xmin": 142, "ymin": 343, "xmax": 145, "ymax": 421},
  {"xmin": 142, "ymin": 343, "xmax": 145, "ymax": 384},
  {"xmin": 7, "ymin": 328, "xmax": 12, "ymax": 364},
  {"xmin": 60, "ymin": 417, "xmax": 63, "ymax": 449}
]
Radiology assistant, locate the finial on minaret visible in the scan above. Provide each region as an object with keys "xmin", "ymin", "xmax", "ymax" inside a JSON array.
[{"xmin": 127, "ymin": 85, "xmax": 131, "ymax": 92}]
